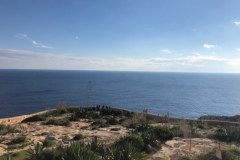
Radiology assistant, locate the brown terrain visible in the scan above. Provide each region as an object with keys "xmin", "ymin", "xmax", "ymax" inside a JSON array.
[{"xmin": 0, "ymin": 111, "xmax": 238, "ymax": 160}]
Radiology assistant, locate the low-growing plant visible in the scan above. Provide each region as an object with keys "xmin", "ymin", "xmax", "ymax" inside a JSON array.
[
  {"xmin": 0, "ymin": 125, "xmax": 18, "ymax": 135},
  {"xmin": 43, "ymin": 139, "xmax": 54, "ymax": 148},
  {"xmin": 26, "ymin": 143, "xmax": 45, "ymax": 160},
  {"xmin": 115, "ymin": 134, "xmax": 144, "ymax": 150},
  {"xmin": 178, "ymin": 155, "xmax": 195, "ymax": 160},
  {"xmin": 150, "ymin": 126, "xmax": 173, "ymax": 141},
  {"xmin": 107, "ymin": 117, "xmax": 119, "ymax": 125},
  {"xmin": 64, "ymin": 142, "xmax": 99, "ymax": 160},
  {"xmin": 135, "ymin": 119, "xmax": 150, "ymax": 132},
  {"xmin": 7, "ymin": 136, "xmax": 26, "ymax": 145},
  {"xmin": 72, "ymin": 134, "xmax": 84, "ymax": 141},
  {"xmin": 45, "ymin": 119, "xmax": 70, "ymax": 127},
  {"xmin": 88, "ymin": 136, "xmax": 101, "ymax": 152},
  {"xmin": 22, "ymin": 114, "xmax": 46, "ymax": 123},
  {"xmin": 110, "ymin": 127, "xmax": 121, "ymax": 131},
  {"xmin": 91, "ymin": 119, "xmax": 110, "ymax": 128},
  {"xmin": 222, "ymin": 148, "xmax": 240, "ymax": 160},
  {"xmin": 107, "ymin": 141, "xmax": 140, "ymax": 160},
  {"xmin": 56, "ymin": 103, "xmax": 69, "ymax": 115},
  {"xmin": 170, "ymin": 126, "xmax": 184, "ymax": 137},
  {"xmin": 69, "ymin": 112, "xmax": 79, "ymax": 121}
]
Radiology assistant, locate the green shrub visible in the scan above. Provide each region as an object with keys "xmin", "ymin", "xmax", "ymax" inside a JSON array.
[
  {"xmin": 91, "ymin": 119, "xmax": 110, "ymax": 128},
  {"xmin": 100, "ymin": 107, "xmax": 123, "ymax": 116},
  {"xmin": 135, "ymin": 119, "xmax": 150, "ymax": 132},
  {"xmin": 88, "ymin": 136, "xmax": 101, "ymax": 152},
  {"xmin": 107, "ymin": 141, "xmax": 140, "ymax": 160},
  {"xmin": 110, "ymin": 128, "xmax": 121, "ymax": 131},
  {"xmin": 178, "ymin": 155, "xmax": 195, "ymax": 160},
  {"xmin": 45, "ymin": 119, "xmax": 70, "ymax": 127},
  {"xmin": 22, "ymin": 115, "xmax": 46, "ymax": 123},
  {"xmin": 43, "ymin": 139, "xmax": 54, "ymax": 148},
  {"xmin": 197, "ymin": 150, "xmax": 219, "ymax": 160},
  {"xmin": 170, "ymin": 126, "xmax": 184, "ymax": 137},
  {"xmin": 56, "ymin": 103, "xmax": 69, "ymax": 114},
  {"xmin": 69, "ymin": 112, "xmax": 79, "ymax": 121},
  {"xmin": 26, "ymin": 142, "xmax": 45, "ymax": 160},
  {"xmin": 7, "ymin": 136, "xmax": 26, "ymax": 145},
  {"xmin": 222, "ymin": 148, "xmax": 240, "ymax": 160},
  {"xmin": 40, "ymin": 147, "xmax": 64, "ymax": 160},
  {"xmin": 73, "ymin": 134, "xmax": 84, "ymax": 141},
  {"xmin": 107, "ymin": 117, "xmax": 119, "ymax": 125},
  {"xmin": 64, "ymin": 142, "xmax": 99, "ymax": 160},
  {"xmin": 120, "ymin": 119, "xmax": 138, "ymax": 129},
  {"xmin": 150, "ymin": 126, "xmax": 173, "ymax": 141},
  {"xmin": 115, "ymin": 134, "xmax": 144, "ymax": 150},
  {"xmin": 0, "ymin": 125, "xmax": 18, "ymax": 135}
]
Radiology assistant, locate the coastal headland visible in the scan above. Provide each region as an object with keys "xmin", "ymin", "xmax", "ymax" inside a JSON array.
[{"xmin": 0, "ymin": 105, "xmax": 240, "ymax": 160}]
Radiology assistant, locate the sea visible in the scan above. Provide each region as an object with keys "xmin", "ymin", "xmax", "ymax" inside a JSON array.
[{"xmin": 0, "ymin": 69, "xmax": 240, "ymax": 119}]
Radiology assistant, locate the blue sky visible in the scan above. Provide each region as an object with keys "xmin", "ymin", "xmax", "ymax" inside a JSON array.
[{"xmin": 1, "ymin": 0, "xmax": 240, "ymax": 72}]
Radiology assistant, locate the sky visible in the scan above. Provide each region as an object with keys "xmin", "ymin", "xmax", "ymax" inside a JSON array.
[{"xmin": 1, "ymin": 0, "xmax": 240, "ymax": 73}]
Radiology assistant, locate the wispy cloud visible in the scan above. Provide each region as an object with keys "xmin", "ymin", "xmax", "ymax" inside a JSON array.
[
  {"xmin": 161, "ymin": 49, "xmax": 172, "ymax": 53},
  {"xmin": 203, "ymin": 44, "xmax": 215, "ymax": 49},
  {"xmin": 15, "ymin": 33, "xmax": 53, "ymax": 49},
  {"xmin": 236, "ymin": 48, "xmax": 240, "ymax": 52},
  {"xmin": 32, "ymin": 41, "xmax": 53, "ymax": 49},
  {"xmin": 234, "ymin": 21, "xmax": 240, "ymax": 26},
  {"xmin": 1, "ymin": 49, "xmax": 240, "ymax": 71}
]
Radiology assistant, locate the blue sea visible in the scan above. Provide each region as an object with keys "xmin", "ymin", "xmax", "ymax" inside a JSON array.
[{"xmin": 0, "ymin": 69, "xmax": 240, "ymax": 118}]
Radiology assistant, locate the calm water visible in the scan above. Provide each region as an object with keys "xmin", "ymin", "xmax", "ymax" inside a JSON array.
[{"xmin": 0, "ymin": 70, "xmax": 240, "ymax": 118}]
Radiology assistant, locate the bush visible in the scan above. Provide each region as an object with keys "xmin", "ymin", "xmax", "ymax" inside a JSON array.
[
  {"xmin": 120, "ymin": 119, "xmax": 138, "ymax": 129},
  {"xmin": 64, "ymin": 142, "xmax": 99, "ymax": 160},
  {"xmin": 73, "ymin": 134, "xmax": 84, "ymax": 141},
  {"xmin": 69, "ymin": 112, "xmax": 79, "ymax": 121},
  {"xmin": 0, "ymin": 125, "xmax": 18, "ymax": 135},
  {"xmin": 222, "ymin": 148, "xmax": 240, "ymax": 160},
  {"xmin": 110, "ymin": 128, "xmax": 121, "ymax": 131},
  {"xmin": 107, "ymin": 141, "xmax": 140, "ymax": 160},
  {"xmin": 43, "ymin": 139, "xmax": 54, "ymax": 148},
  {"xmin": 135, "ymin": 119, "xmax": 150, "ymax": 132},
  {"xmin": 100, "ymin": 107, "xmax": 123, "ymax": 116},
  {"xmin": 107, "ymin": 117, "xmax": 119, "ymax": 125},
  {"xmin": 56, "ymin": 103, "xmax": 69, "ymax": 114},
  {"xmin": 150, "ymin": 126, "xmax": 173, "ymax": 141},
  {"xmin": 7, "ymin": 136, "xmax": 26, "ymax": 145},
  {"xmin": 22, "ymin": 115, "xmax": 46, "ymax": 123},
  {"xmin": 178, "ymin": 155, "xmax": 195, "ymax": 160},
  {"xmin": 114, "ymin": 134, "xmax": 144, "ymax": 150},
  {"xmin": 91, "ymin": 119, "xmax": 110, "ymax": 128},
  {"xmin": 170, "ymin": 126, "xmax": 184, "ymax": 137},
  {"xmin": 45, "ymin": 119, "xmax": 70, "ymax": 127}
]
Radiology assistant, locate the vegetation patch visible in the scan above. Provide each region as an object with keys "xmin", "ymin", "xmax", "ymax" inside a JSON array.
[
  {"xmin": 72, "ymin": 134, "xmax": 84, "ymax": 141},
  {"xmin": 0, "ymin": 124, "xmax": 18, "ymax": 135},
  {"xmin": 21, "ymin": 114, "xmax": 47, "ymax": 123},
  {"xmin": 43, "ymin": 139, "xmax": 55, "ymax": 148},
  {"xmin": 7, "ymin": 136, "xmax": 26, "ymax": 145},
  {"xmin": 45, "ymin": 118, "xmax": 70, "ymax": 127}
]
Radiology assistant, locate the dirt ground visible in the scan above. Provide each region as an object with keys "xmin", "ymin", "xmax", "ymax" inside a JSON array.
[{"xmin": 0, "ymin": 113, "xmax": 237, "ymax": 159}]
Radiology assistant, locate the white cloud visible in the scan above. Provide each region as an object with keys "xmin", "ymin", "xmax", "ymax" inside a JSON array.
[
  {"xmin": 161, "ymin": 49, "xmax": 172, "ymax": 53},
  {"xmin": 203, "ymin": 44, "xmax": 215, "ymax": 49},
  {"xmin": 15, "ymin": 33, "xmax": 53, "ymax": 49},
  {"xmin": 1, "ymin": 48, "xmax": 240, "ymax": 72},
  {"xmin": 15, "ymin": 33, "xmax": 29, "ymax": 39},
  {"xmin": 234, "ymin": 21, "xmax": 240, "ymax": 26},
  {"xmin": 236, "ymin": 48, "xmax": 240, "ymax": 52},
  {"xmin": 32, "ymin": 41, "xmax": 53, "ymax": 49}
]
